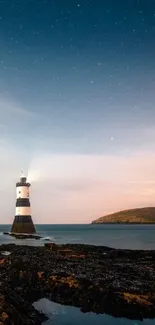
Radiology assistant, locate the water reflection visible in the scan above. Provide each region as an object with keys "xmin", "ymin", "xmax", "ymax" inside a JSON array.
[{"xmin": 34, "ymin": 298, "xmax": 154, "ymax": 325}]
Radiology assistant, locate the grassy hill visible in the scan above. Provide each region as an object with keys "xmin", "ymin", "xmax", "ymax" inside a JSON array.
[{"xmin": 92, "ymin": 207, "xmax": 155, "ymax": 224}]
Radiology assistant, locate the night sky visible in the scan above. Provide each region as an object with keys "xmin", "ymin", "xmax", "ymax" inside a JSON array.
[{"xmin": 0, "ymin": 0, "xmax": 155, "ymax": 223}]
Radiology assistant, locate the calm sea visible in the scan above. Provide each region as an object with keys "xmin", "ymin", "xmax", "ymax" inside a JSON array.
[
  {"xmin": 0, "ymin": 223, "xmax": 155, "ymax": 250},
  {"xmin": 1, "ymin": 223, "xmax": 155, "ymax": 324}
]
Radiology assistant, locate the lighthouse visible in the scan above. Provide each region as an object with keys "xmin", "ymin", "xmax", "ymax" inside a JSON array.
[{"xmin": 11, "ymin": 172, "xmax": 36, "ymax": 234}]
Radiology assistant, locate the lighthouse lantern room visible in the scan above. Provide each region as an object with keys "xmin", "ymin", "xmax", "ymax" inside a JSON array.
[{"xmin": 11, "ymin": 171, "xmax": 36, "ymax": 234}]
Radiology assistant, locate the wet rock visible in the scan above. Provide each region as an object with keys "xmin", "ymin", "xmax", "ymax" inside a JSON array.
[
  {"xmin": 0, "ymin": 243, "xmax": 155, "ymax": 322},
  {"xmin": 3, "ymin": 233, "xmax": 42, "ymax": 240}
]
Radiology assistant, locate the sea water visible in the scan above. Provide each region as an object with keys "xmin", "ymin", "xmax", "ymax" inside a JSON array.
[
  {"xmin": 34, "ymin": 298, "xmax": 155, "ymax": 325},
  {"xmin": 1, "ymin": 224, "xmax": 155, "ymax": 249}
]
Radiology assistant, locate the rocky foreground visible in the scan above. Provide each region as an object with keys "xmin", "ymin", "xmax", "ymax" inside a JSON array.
[{"xmin": 0, "ymin": 243, "xmax": 155, "ymax": 324}]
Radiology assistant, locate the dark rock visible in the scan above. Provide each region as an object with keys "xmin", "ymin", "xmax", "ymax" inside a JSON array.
[
  {"xmin": 3, "ymin": 233, "xmax": 42, "ymax": 240},
  {"xmin": 0, "ymin": 243, "xmax": 155, "ymax": 323}
]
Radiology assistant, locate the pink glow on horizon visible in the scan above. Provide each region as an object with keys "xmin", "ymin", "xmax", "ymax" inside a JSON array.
[
  {"xmin": 0, "ymin": 146, "xmax": 155, "ymax": 224},
  {"xmin": 29, "ymin": 152, "xmax": 155, "ymax": 224}
]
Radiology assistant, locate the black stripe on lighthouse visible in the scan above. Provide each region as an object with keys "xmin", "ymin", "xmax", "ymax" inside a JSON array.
[
  {"xmin": 16, "ymin": 198, "xmax": 30, "ymax": 207},
  {"xmin": 16, "ymin": 182, "xmax": 31, "ymax": 187},
  {"xmin": 14, "ymin": 216, "xmax": 32, "ymax": 223}
]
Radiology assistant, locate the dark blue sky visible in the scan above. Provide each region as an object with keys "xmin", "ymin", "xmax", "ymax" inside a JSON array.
[
  {"xmin": 0, "ymin": 0, "xmax": 155, "ymax": 223},
  {"xmin": 0, "ymin": 0, "xmax": 155, "ymax": 155}
]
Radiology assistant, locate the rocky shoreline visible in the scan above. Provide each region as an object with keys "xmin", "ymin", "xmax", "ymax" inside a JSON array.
[{"xmin": 0, "ymin": 243, "xmax": 155, "ymax": 324}]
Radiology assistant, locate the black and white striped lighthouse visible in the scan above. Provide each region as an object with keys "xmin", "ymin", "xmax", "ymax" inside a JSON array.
[{"xmin": 11, "ymin": 172, "xmax": 36, "ymax": 234}]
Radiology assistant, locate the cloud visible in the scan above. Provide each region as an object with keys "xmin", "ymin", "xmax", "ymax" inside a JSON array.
[
  {"xmin": 0, "ymin": 95, "xmax": 44, "ymax": 136},
  {"xmin": 0, "ymin": 95, "xmax": 47, "ymax": 155},
  {"xmin": 0, "ymin": 96, "xmax": 34, "ymax": 120}
]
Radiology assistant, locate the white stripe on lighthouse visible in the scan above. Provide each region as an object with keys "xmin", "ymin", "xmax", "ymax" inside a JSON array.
[
  {"xmin": 15, "ymin": 207, "xmax": 31, "ymax": 216},
  {"xmin": 16, "ymin": 186, "xmax": 30, "ymax": 199}
]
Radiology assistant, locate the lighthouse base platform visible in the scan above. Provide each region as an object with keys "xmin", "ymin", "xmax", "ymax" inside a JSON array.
[{"xmin": 3, "ymin": 232, "xmax": 42, "ymax": 240}]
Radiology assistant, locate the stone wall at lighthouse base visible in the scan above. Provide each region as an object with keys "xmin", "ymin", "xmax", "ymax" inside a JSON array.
[{"xmin": 11, "ymin": 215, "xmax": 36, "ymax": 234}]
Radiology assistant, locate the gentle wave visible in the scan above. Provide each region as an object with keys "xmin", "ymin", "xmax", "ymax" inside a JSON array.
[{"xmin": 41, "ymin": 236, "xmax": 55, "ymax": 241}]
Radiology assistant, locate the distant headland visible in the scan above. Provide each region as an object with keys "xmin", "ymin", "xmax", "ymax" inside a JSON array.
[{"xmin": 92, "ymin": 207, "xmax": 155, "ymax": 224}]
